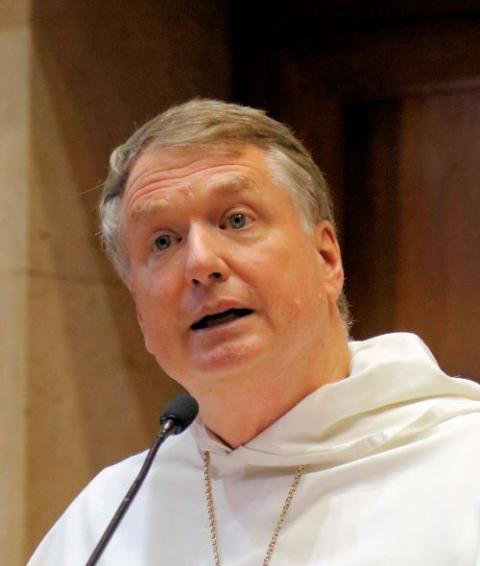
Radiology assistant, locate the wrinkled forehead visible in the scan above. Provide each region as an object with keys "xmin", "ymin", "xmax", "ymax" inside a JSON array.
[
  {"xmin": 123, "ymin": 143, "xmax": 277, "ymax": 200},
  {"xmin": 126, "ymin": 143, "xmax": 251, "ymax": 189},
  {"xmin": 121, "ymin": 143, "xmax": 281, "ymax": 221},
  {"xmin": 128, "ymin": 173, "xmax": 264, "ymax": 224}
]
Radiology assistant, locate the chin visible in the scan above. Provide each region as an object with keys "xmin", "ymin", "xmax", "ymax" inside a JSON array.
[{"xmin": 187, "ymin": 339, "xmax": 266, "ymax": 379}]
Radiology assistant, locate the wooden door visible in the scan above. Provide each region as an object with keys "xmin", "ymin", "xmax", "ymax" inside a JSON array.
[{"xmin": 232, "ymin": 3, "xmax": 480, "ymax": 379}]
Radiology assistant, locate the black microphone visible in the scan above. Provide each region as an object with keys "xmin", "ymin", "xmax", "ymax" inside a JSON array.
[
  {"xmin": 160, "ymin": 393, "xmax": 200, "ymax": 434},
  {"xmin": 85, "ymin": 394, "xmax": 199, "ymax": 566}
]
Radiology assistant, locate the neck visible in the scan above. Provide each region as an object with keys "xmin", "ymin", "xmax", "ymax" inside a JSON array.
[{"xmin": 196, "ymin": 328, "xmax": 351, "ymax": 449}]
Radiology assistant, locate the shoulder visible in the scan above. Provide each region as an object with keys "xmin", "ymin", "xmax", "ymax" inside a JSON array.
[{"xmin": 27, "ymin": 430, "xmax": 200, "ymax": 565}]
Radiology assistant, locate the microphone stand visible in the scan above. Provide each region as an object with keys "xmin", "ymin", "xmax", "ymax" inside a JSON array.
[{"xmin": 85, "ymin": 418, "xmax": 176, "ymax": 566}]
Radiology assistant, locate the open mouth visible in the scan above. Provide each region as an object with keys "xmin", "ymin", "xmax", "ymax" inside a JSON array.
[{"xmin": 191, "ymin": 308, "xmax": 254, "ymax": 331}]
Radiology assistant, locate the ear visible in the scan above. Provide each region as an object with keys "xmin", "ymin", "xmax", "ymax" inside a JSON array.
[{"xmin": 313, "ymin": 220, "xmax": 345, "ymax": 302}]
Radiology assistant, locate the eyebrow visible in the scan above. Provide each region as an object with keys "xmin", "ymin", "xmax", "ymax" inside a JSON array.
[{"xmin": 129, "ymin": 174, "xmax": 260, "ymax": 222}]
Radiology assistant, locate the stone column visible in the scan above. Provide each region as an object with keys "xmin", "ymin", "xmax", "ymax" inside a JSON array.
[
  {"xmin": 1, "ymin": 1, "xmax": 230, "ymax": 563},
  {"xmin": 0, "ymin": 2, "xmax": 30, "ymax": 564}
]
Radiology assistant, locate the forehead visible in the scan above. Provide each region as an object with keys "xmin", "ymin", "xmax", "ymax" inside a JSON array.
[
  {"xmin": 126, "ymin": 144, "xmax": 271, "ymax": 188},
  {"xmin": 122, "ymin": 144, "xmax": 279, "ymax": 218}
]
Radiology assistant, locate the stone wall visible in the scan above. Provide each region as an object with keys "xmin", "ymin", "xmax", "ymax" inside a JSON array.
[{"xmin": 1, "ymin": 2, "xmax": 231, "ymax": 562}]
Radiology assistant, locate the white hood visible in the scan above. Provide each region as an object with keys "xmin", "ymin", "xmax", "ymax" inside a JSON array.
[{"xmin": 191, "ymin": 332, "xmax": 480, "ymax": 470}]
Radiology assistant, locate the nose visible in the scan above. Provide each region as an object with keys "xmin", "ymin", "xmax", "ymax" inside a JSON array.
[{"xmin": 183, "ymin": 224, "xmax": 230, "ymax": 287}]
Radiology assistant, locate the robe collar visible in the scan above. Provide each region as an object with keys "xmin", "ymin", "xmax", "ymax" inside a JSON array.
[{"xmin": 190, "ymin": 333, "xmax": 480, "ymax": 473}]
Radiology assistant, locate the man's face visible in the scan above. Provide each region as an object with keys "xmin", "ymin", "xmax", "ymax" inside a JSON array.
[{"xmin": 121, "ymin": 144, "xmax": 343, "ymax": 395}]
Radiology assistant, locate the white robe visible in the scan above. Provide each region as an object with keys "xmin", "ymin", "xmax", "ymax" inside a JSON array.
[{"xmin": 28, "ymin": 333, "xmax": 480, "ymax": 565}]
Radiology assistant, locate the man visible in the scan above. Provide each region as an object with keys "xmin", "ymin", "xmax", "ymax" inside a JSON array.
[{"xmin": 29, "ymin": 99, "xmax": 480, "ymax": 565}]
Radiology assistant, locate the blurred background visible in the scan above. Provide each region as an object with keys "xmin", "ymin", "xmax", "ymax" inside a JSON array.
[{"xmin": 1, "ymin": 1, "xmax": 479, "ymax": 563}]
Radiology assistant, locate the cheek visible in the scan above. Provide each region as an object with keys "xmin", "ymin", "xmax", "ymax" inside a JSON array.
[
  {"xmin": 133, "ymin": 277, "xmax": 168, "ymax": 340},
  {"xmin": 257, "ymin": 269, "xmax": 305, "ymax": 323},
  {"xmin": 138, "ymin": 294, "xmax": 178, "ymax": 363},
  {"xmin": 274, "ymin": 253, "xmax": 325, "ymax": 321}
]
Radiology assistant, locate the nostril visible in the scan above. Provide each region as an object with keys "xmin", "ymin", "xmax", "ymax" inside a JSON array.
[
  {"xmin": 190, "ymin": 273, "xmax": 221, "ymax": 286},
  {"xmin": 190, "ymin": 271, "xmax": 224, "ymax": 287}
]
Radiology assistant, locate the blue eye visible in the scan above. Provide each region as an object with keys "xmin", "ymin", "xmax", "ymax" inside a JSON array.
[
  {"xmin": 154, "ymin": 234, "xmax": 172, "ymax": 250},
  {"xmin": 228, "ymin": 213, "xmax": 247, "ymax": 229}
]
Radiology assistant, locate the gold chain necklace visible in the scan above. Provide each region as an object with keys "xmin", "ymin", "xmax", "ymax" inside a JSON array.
[{"xmin": 203, "ymin": 451, "xmax": 306, "ymax": 566}]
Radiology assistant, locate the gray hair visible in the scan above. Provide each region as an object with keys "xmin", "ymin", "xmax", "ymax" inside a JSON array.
[{"xmin": 99, "ymin": 98, "xmax": 350, "ymax": 324}]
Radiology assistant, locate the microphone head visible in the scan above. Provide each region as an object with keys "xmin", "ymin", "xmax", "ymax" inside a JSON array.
[{"xmin": 160, "ymin": 394, "xmax": 199, "ymax": 434}]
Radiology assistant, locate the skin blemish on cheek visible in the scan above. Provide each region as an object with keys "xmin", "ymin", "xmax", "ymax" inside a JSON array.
[{"xmin": 284, "ymin": 296, "xmax": 304, "ymax": 319}]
